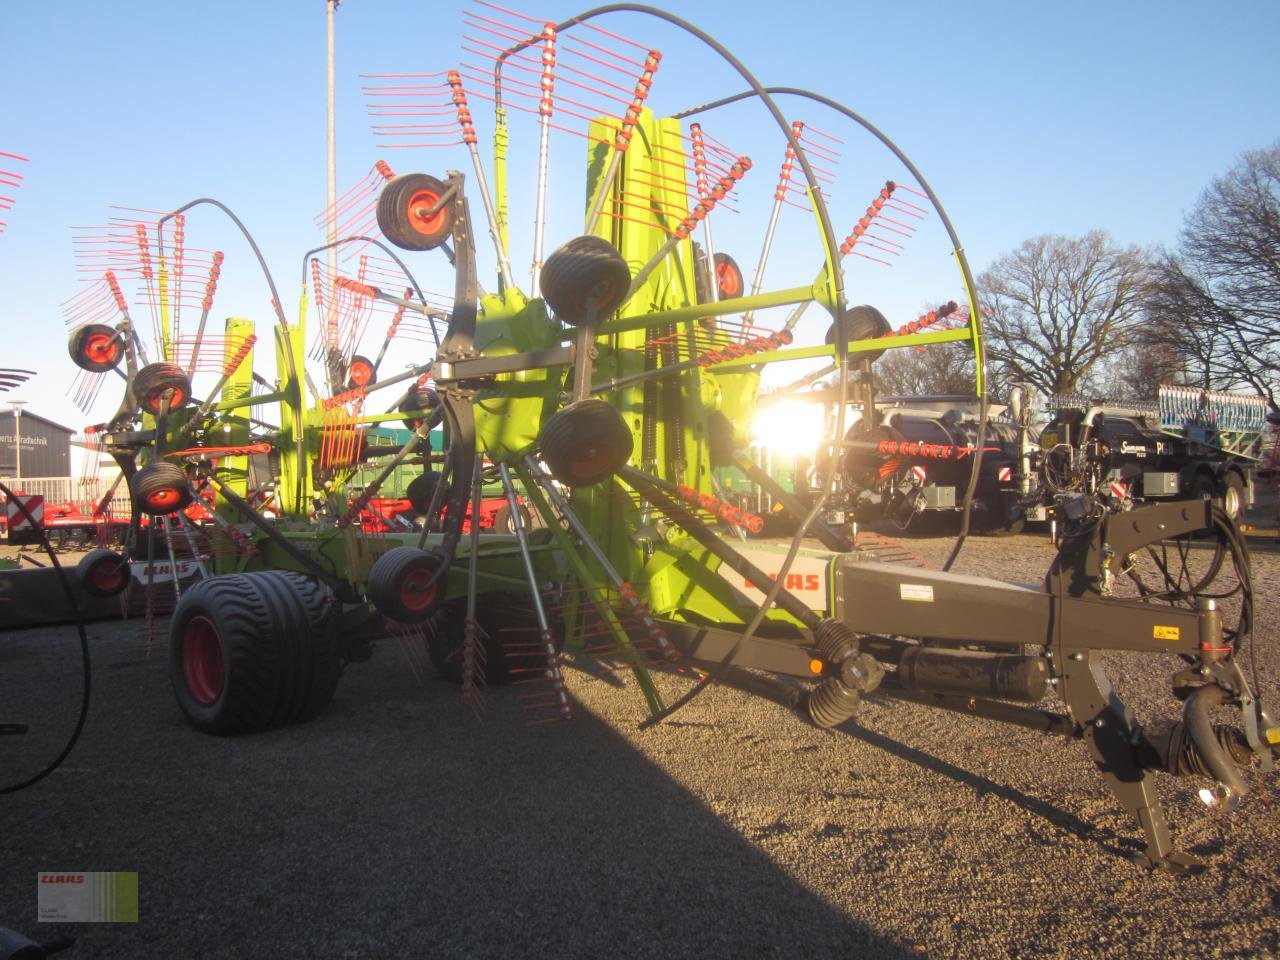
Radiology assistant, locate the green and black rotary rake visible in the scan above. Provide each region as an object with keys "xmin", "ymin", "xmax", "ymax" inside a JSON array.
[{"xmin": 55, "ymin": 2, "xmax": 1276, "ymax": 872}]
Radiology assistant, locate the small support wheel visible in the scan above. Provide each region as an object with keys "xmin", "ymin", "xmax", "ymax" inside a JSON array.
[
  {"xmin": 399, "ymin": 383, "xmax": 439, "ymax": 429},
  {"xmin": 539, "ymin": 399, "xmax": 634, "ymax": 487},
  {"xmin": 713, "ymin": 252, "xmax": 743, "ymax": 299},
  {"xmin": 368, "ymin": 546, "xmax": 447, "ymax": 623},
  {"xmin": 76, "ymin": 548, "xmax": 131, "ymax": 598},
  {"xmin": 68, "ymin": 323, "xmax": 124, "ymax": 373},
  {"xmin": 1221, "ymin": 471, "xmax": 1245, "ymax": 522},
  {"xmin": 824, "ymin": 304, "xmax": 893, "ymax": 362},
  {"xmin": 346, "ymin": 354, "xmax": 376, "ymax": 390},
  {"xmin": 491, "ymin": 503, "xmax": 532, "ymax": 534},
  {"xmin": 425, "ymin": 592, "xmax": 563, "ymax": 685},
  {"xmin": 405, "ymin": 471, "xmax": 440, "ymax": 516},
  {"xmin": 131, "ymin": 362, "xmax": 192, "ymax": 415},
  {"xmin": 131, "ymin": 462, "xmax": 193, "ymax": 516},
  {"xmin": 540, "ymin": 235, "xmax": 631, "ymax": 325},
  {"xmin": 377, "ymin": 173, "xmax": 455, "ymax": 251}
]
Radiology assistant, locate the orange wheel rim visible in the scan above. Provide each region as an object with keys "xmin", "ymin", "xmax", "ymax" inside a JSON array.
[
  {"xmin": 145, "ymin": 487, "xmax": 182, "ymax": 509},
  {"xmin": 84, "ymin": 333, "xmax": 119, "ymax": 364},
  {"xmin": 407, "ymin": 189, "xmax": 446, "ymax": 236},
  {"xmin": 349, "ymin": 361, "xmax": 374, "ymax": 386},
  {"xmin": 716, "ymin": 260, "xmax": 742, "ymax": 298},
  {"xmin": 88, "ymin": 557, "xmax": 126, "ymax": 593},
  {"xmin": 570, "ymin": 446, "xmax": 614, "ymax": 479},
  {"xmin": 182, "ymin": 616, "xmax": 225, "ymax": 705},
  {"xmin": 147, "ymin": 387, "xmax": 187, "ymax": 412},
  {"xmin": 401, "ymin": 566, "xmax": 439, "ymax": 611}
]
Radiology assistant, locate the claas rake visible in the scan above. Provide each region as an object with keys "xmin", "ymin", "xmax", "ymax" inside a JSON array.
[{"xmin": 56, "ymin": 2, "xmax": 1276, "ymax": 872}]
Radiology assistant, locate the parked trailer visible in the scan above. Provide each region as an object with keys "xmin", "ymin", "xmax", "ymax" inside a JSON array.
[{"xmin": 1029, "ymin": 385, "xmax": 1266, "ymax": 527}]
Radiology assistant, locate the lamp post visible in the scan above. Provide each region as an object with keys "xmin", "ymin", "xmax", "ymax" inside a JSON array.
[
  {"xmin": 8, "ymin": 400, "xmax": 27, "ymax": 485},
  {"xmin": 326, "ymin": 1, "xmax": 339, "ymax": 281}
]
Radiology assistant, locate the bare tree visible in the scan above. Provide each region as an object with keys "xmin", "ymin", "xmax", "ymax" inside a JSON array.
[
  {"xmin": 1146, "ymin": 142, "xmax": 1280, "ymax": 409},
  {"xmin": 1102, "ymin": 339, "xmax": 1187, "ymax": 399},
  {"xmin": 979, "ymin": 232, "xmax": 1152, "ymax": 397},
  {"xmin": 873, "ymin": 341, "xmax": 975, "ymax": 396}
]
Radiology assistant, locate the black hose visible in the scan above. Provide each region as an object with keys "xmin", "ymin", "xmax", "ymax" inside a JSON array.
[
  {"xmin": 0, "ymin": 482, "xmax": 92, "ymax": 795},
  {"xmin": 1183, "ymin": 684, "xmax": 1248, "ymax": 798}
]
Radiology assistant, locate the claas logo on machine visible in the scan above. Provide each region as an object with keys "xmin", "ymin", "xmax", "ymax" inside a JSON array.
[{"xmin": 745, "ymin": 572, "xmax": 822, "ymax": 592}]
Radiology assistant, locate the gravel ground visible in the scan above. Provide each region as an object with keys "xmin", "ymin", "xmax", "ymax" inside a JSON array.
[{"xmin": 1, "ymin": 508, "xmax": 1278, "ymax": 959}]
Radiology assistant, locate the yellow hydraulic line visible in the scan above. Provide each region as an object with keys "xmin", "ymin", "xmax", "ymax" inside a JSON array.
[
  {"xmin": 157, "ymin": 254, "xmax": 172, "ymax": 362},
  {"xmin": 713, "ymin": 326, "xmax": 973, "ymax": 371},
  {"xmin": 958, "ymin": 258, "xmax": 986, "ymax": 396},
  {"xmin": 494, "ymin": 106, "xmax": 510, "ymax": 262},
  {"xmin": 599, "ymin": 283, "xmax": 817, "ymax": 335}
]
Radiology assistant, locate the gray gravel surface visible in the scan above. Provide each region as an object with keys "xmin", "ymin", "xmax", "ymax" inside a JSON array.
[{"xmin": 2, "ymin": 526, "xmax": 1278, "ymax": 959}]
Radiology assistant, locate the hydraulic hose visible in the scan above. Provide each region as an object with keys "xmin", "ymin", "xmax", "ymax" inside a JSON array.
[{"xmin": 1183, "ymin": 684, "xmax": 1248, "ymax": 798}]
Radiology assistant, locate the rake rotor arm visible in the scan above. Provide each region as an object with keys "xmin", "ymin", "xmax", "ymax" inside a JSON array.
[
  {"xmin": 158, "ymin": 197, "xmax": 308, "ymax": 512},
  {"xmin": 674, "ymin": 82, "xmax": 989, "ymax": 568},
  {"xmin": 202, "ymin": 471, "xmax": 350, "ymax": 599},
  {"xmin": 301, "ymin": 236, "xmax": 440, "ymax": 349}
]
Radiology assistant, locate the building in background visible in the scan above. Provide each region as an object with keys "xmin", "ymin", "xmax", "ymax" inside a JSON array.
[{"xmin": 0, "ymin": 408, "xmax": 75, "ymax": 498}]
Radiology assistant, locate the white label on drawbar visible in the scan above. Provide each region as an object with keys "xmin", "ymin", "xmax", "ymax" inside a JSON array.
[{"xmin": 900, "ymin": 583, "xmax": 934, "ymax": 602}]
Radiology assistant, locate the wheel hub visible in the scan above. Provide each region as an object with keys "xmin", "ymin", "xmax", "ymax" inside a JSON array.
[{"xmin": 182, "ymin": 616, "xmax": 226, "ymax": 705}]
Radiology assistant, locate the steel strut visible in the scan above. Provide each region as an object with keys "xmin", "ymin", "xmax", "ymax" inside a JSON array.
[
  {"xmin": 524, "ymin": 458, "xmax": 679, "ymax": 661},
  {"xmin": 462, "ymin": 452, "xmax": 485, "ymax": 709},
  {"xmin": 424, "ymin": 172, "xmax": 480, "ymax": 588},
  {"xmin": 499, "ymin": 462, "xmax": 572, "ymax": 719},
  {"xmin": 515, "ymin": 460, "xmax": 666, "ymax": 715}
]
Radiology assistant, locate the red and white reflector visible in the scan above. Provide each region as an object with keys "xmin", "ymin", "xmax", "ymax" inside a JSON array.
[
  {"xmin": 911, "ymin": 465, "xmax": 927, "ymax": 483},
  {"xmin": 1109, "ymin": 481, "xmax": 1128, "ymax": 499},
  {"xmin": 5, "ymin": 494, "xmax": 44, "ymax": 532},
  {"xmin": 997, "ymin": 466, "xmax": 1013, "ymax": 483}
]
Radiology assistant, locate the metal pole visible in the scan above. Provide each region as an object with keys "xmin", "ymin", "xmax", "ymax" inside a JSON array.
[
  {"xmin": 9, "ymin": 401, "xmax": 26, "ymax": 483},
  {"xmin": 326, "ymin": 1, "xmax": 339, "ymax": 297}
]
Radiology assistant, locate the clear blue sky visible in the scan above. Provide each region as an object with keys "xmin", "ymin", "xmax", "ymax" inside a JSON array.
[{"xmin": 1, "ymin": 0, "xmax": 1276, "ymax": 435}]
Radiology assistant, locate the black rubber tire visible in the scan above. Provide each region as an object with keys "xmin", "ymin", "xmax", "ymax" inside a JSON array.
[
  {"xmin": 539, "ymin": 398, "xmax": 634, "ymax": 487},
  {"xmin": 425, "ymin": 591, "xmax": 562, "ymax": 686},
  {"xmin": 368, "ymin": 546, "xmax": 447, "ymax": 623},
  {"xmin": 540, "ymin": 235, "xmax": 631, "ymax": 325},
  {"xmin": 1190, "ymin": 473, "xmax": 1216, "ymax": 506},
  {"xmin": 283, "ymin": 573, "xmax": 341, "ymax": 723},
  {"xmin": 68, "ymin": 323, "xmax": 124, "ymax": 373},
  {"xmin": 491, "ymin": 503, "xmax": 532, "ymax": 534},
  {"xmin": 131, "ymin": 362, "xmax": 192, "ymax": 415},
  {"xmin": 1221, "ymin": 471, "xmax": 1246, "ymax": 522},
  {"xmin": 131, "ymin": 462, "xmax": 193, "ymax": 516},
  {"xmin": 972, "ymin": 496, "xmax": 1026, "ymax": 537},
  {"xmin": 169, "ymin": 571, "xmax": 339, "ymax": 734},
  {"xmin": 824, "ymin": 304, "xmax": 893, "ymax": 363},
  {"xmin": 399, "ymin": 383, "xmax": 439, "ymax": 428},
  {"xmin": 76, "ymin": 548, "xmax": 131, "ymax": 598},
  {"xmin": 377, "ymin": 173, "xmax": 454, "ymax": 251},
  {"xmin": 713, "ymin": 252, "xmax": 743, "ymax": 299},
  {"xmin": 405, "ymin": 471, "xmax": 440, "ymax": 516}
]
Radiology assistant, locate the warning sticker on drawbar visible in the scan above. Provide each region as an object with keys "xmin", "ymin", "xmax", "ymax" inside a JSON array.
[{"xmin": 900, "ymin": 583, "xmax": 934, "ymax": 602}]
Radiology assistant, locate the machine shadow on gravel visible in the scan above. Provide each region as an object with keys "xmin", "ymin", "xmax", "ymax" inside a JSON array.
[
  {"xmin": 836, "ymin": 717, "xmax": 1139, "ymax": 861},
  {"xmin": 2, "ymin": 634, "xmax": 917, "ymax": 960}
]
